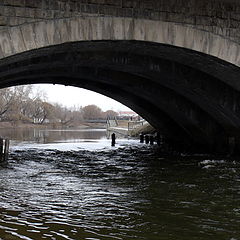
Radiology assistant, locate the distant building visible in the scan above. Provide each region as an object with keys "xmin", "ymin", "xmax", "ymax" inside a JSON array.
[
  {"xmin": 118, "ymin": 111, "xmax": 142, "ymax": 121},
  {"xmin": 118, "ymin": 111, "xmax": 138, "ymax": 117}
]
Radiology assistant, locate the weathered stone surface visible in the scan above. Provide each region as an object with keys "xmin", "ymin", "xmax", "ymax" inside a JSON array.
[
  {"xmin": 0, "ymin": 30, "xmax": 15, "ymax": 57},
  {"xmin": 0, "ymin": 0, "xmax": 240, "ymax": 43},
  {"xmin": 0, "ymin": 16, "xmax": 7, "ymax": 26},
  {"xmin": 3, "ymin": 0, "xmax": 25, "ymax": 7},
  {"xmin": 1, "ymin": 16, "xmax": 239, "ymax": 68},
  {"xmin": 9, "ymin": 27, "xmax": 26, "ymax": 53}
]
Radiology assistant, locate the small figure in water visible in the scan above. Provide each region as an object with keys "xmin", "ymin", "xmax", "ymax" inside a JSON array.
[{"xmin": 111, "ymin": 133, "xmax": 116, "ymax": 147}]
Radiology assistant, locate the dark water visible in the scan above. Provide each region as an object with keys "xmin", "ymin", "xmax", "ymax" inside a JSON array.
[{"xmin": 0, "ymin": 128, "xmax": 240, "ymax": 240}]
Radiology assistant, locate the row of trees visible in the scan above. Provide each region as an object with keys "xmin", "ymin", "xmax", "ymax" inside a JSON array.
[{"xmin": 0, "ymin": 85, "xmax": 118, "ymax": 126}]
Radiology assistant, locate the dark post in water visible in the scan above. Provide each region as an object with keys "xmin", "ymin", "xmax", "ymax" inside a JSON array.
[
  {"xmin": 0, "ymin": 138, "xmax": 10, "ymax": 163},
  {"xmin": 140, "ymin": 133, "xmax": 144, "ymax": 143},
  {"xmin": 145, "ymin": 135, "xmax": 150, "ymax": 144},
  {"xmin": 156, "ymin": 133, "xmax": 161, "ymax": 146},
  {"xmin": 0, "ymin": 139, "xmax": 3, "ymax": 161},
  {"xmin": 150, "ymin": 135, "xmax": 154, "ymax": 145},
  {"xmin": 111, "ymin": 133, "xmax": 116, "ymax": 147}
]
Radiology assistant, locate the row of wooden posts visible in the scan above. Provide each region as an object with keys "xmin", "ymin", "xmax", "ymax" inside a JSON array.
[
  {"xmin": 139, "ymin": 133, "xmax": 161, "ymax": 145},
  {"xmin": 111, "ymin": 133, "xmax": 161, "ymax": 146},
  {"xmin": 0, "ymin": 138, "xmax": 10, "ymax": 163}
]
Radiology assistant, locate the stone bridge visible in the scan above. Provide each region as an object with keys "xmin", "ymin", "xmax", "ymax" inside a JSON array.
[{"xmin": 1, "ymin": 0, "xmax": 240, "ymax": 153}]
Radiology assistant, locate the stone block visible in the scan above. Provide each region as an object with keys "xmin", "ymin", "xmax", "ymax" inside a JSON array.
[
  {"xmin": 0, "ymin": 7, "xmax": 4, "ymax": 16},
  {"xmin": 139, "ymin": 1, "xmax": 154, "ymax": 10},
  {"xmin": 87, "ymin": 0, "xmax": 104, "ymax": 4},
  {"xmin": 56, "ymin": 1, "xmax": 67, "ymax": 12},
  {"xmin": 149, "ymin": 11, "xmax": 161, "ymax": 20},
  {"xmin": 21, "ymin": 23, "xmax": 37, "ymax": 50},
  {"xmin": 101, "ymin": 6, "xmax": 119, "ymax": 16},
  {"xmin": 0, "ymin": 16, "xmax": 7, "ymax": 26},
  {"xmin": 45, "ymin": 20, "xmax": 59, "ymax": 45},
  {"xmin": 15, "ymin": 7, "xmax": 26, "ymax": 17},
  {"xmin": 230, "ymin": 12, "xmax": 240, "ymax": 21},
  {"xmin": 33, "ymin": 21, "xmax": 49, "ymax": 48},
  {"xmin": 68, "ymin": 2, "xmax": 78, "ymax": 12},
  {"xmin": 34, "ymin": 9, "xmax": 43, "ymax": 18},
  {"xmin": 3, "ymin": 6, "xmax": 16, "ymax": 17},
  {"xmin": 25, "ymin": 7, "xmax": 36, "ymax": 18},
  {"xmin": 81, "ymin": 4, "xmax": 99, "ymax": 14},
  {"xmin": 57, "ymin": 19, "xmax": 70, "ymax": 43},
  {"xmin": 103, "ymin": 0, "xmax": 122, "ymax": 7},
  {"xmin": 25, "ymin": 18, "xmax": 38, "ymax": 23},
  {"xmin": 42, "ymin": 10, "xmax": 54, "ymax": 19},
  {"xmin": 0, "ymin": 30, "xmax": 14, "ymax": 57},
  {"xmin": 48, "ymin": 1, "xmax": 59, "ymax": 11},
  {"xmin": 8, "ymin": 17, "xmax": 26, "ymax": 26},
  {"xmin": 41, "ymin": 0, "xmax": 50, "ymax": 10},
  {"xmin": 25, "ymin": 0, "xmax": 42, "ymax": 8},
  {"xmin": 3, "ymin": 0, "xmax": 25, "ymax": 7},
  {"xmin": 9, "ymin": 26, "xmax": 26, "ymax": 53},
  {"xmin": 115, "ymin": 7, "xmax": 124, "ymax": 17},
  {"xmin": 122, "ymin": 0, "xmax": 139, "ymax": 8},
  {"xmin": 53, "ymin": 10, "xmax": 65, "ymax": 18}
]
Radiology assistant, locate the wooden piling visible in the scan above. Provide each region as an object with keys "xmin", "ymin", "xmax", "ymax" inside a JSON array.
[
  {"xmin": 4, "ymin": 139, "xmax": 9, "ymax": 161},
  {"xmin": 149, "ymin": 135, "xmax": 154, "ymax": 145},
  {"xmin": 228, "ymin": 136, "xmax": 235, "ymax": 156},
  {"xmin": 0, "ymin": 138, "xmax": 10, "ymax": 163},
  {"xmin": 156, "ymin": 133, "xmax": 161, "ymax": 146},
  {"xmin": 145, "ymin": 135, "xmax": 150, "ymax": 144},
  {"xmin": 0, "ymin": 139, "xmax": 3, "ymax": 162},
  {"xmin": 111, "ymin": 133, "xmax": 116, "ymax": 147}
]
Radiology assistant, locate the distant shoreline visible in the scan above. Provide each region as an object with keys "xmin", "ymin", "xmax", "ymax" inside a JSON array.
[{"xmin": 0, "ymin": 121, "xmax": 106, "ymax": 129}]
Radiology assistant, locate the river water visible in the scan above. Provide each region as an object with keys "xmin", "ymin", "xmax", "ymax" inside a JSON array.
[{"xmin": 0, "ymin": 128, "xmax": 240, "ymax": 240}]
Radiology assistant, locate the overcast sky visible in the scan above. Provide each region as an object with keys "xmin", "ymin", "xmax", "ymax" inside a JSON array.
[{"xmin": 36, "ymin": 84, "xmax": 131, "ymax": 111}]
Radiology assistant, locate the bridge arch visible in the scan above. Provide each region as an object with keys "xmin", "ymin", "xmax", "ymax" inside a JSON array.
[
  {"xmin": 1, "ymin": 17, "xmax": 240, "ymax": 152},
  {"xmin": 1, "ymin": 16, "xmax": 240, "ymax": 66}
]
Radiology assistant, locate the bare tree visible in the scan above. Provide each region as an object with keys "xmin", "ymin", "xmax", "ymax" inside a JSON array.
[
  {"xmin": 39, "ymin": 102, "xmax": 56, "ymax": 124},
  {"xmin": 0, "ymin": 88, "xmax": 16, "ymax": 119},
  {"xmin": 0, "ymin": 85, "xmax": 119, "ymax": 126},
  {"xmin": 82, "ymin": 105, "xmax": 103, "ymax": 120},
  {"xmin": 53, "ymin": 104, "xmax": 83, "ymax": 126},
  {"xmin": 102, "ymin": 110, "xmax": 118, "ymax": 119}
]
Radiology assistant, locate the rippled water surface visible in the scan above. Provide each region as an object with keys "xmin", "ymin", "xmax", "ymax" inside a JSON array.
[{"xmin": 0, "ymin": 128, "xmax": 240, "ymax": 239}]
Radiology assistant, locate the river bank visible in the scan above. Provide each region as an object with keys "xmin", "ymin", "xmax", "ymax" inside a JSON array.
[{"xmin": 0, "ymin": 121, "xmax": 106, "ymax": 129}]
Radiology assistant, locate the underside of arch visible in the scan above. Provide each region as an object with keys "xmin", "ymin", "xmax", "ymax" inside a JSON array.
[{"xmin": 1, "ymin": 41, "xmax": 240, "ymax": 153}]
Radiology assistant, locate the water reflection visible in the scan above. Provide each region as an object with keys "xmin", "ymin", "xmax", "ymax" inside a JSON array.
[{"xmin": 0, "ymin": 128, "xmax": 106, "ymax": 144}]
